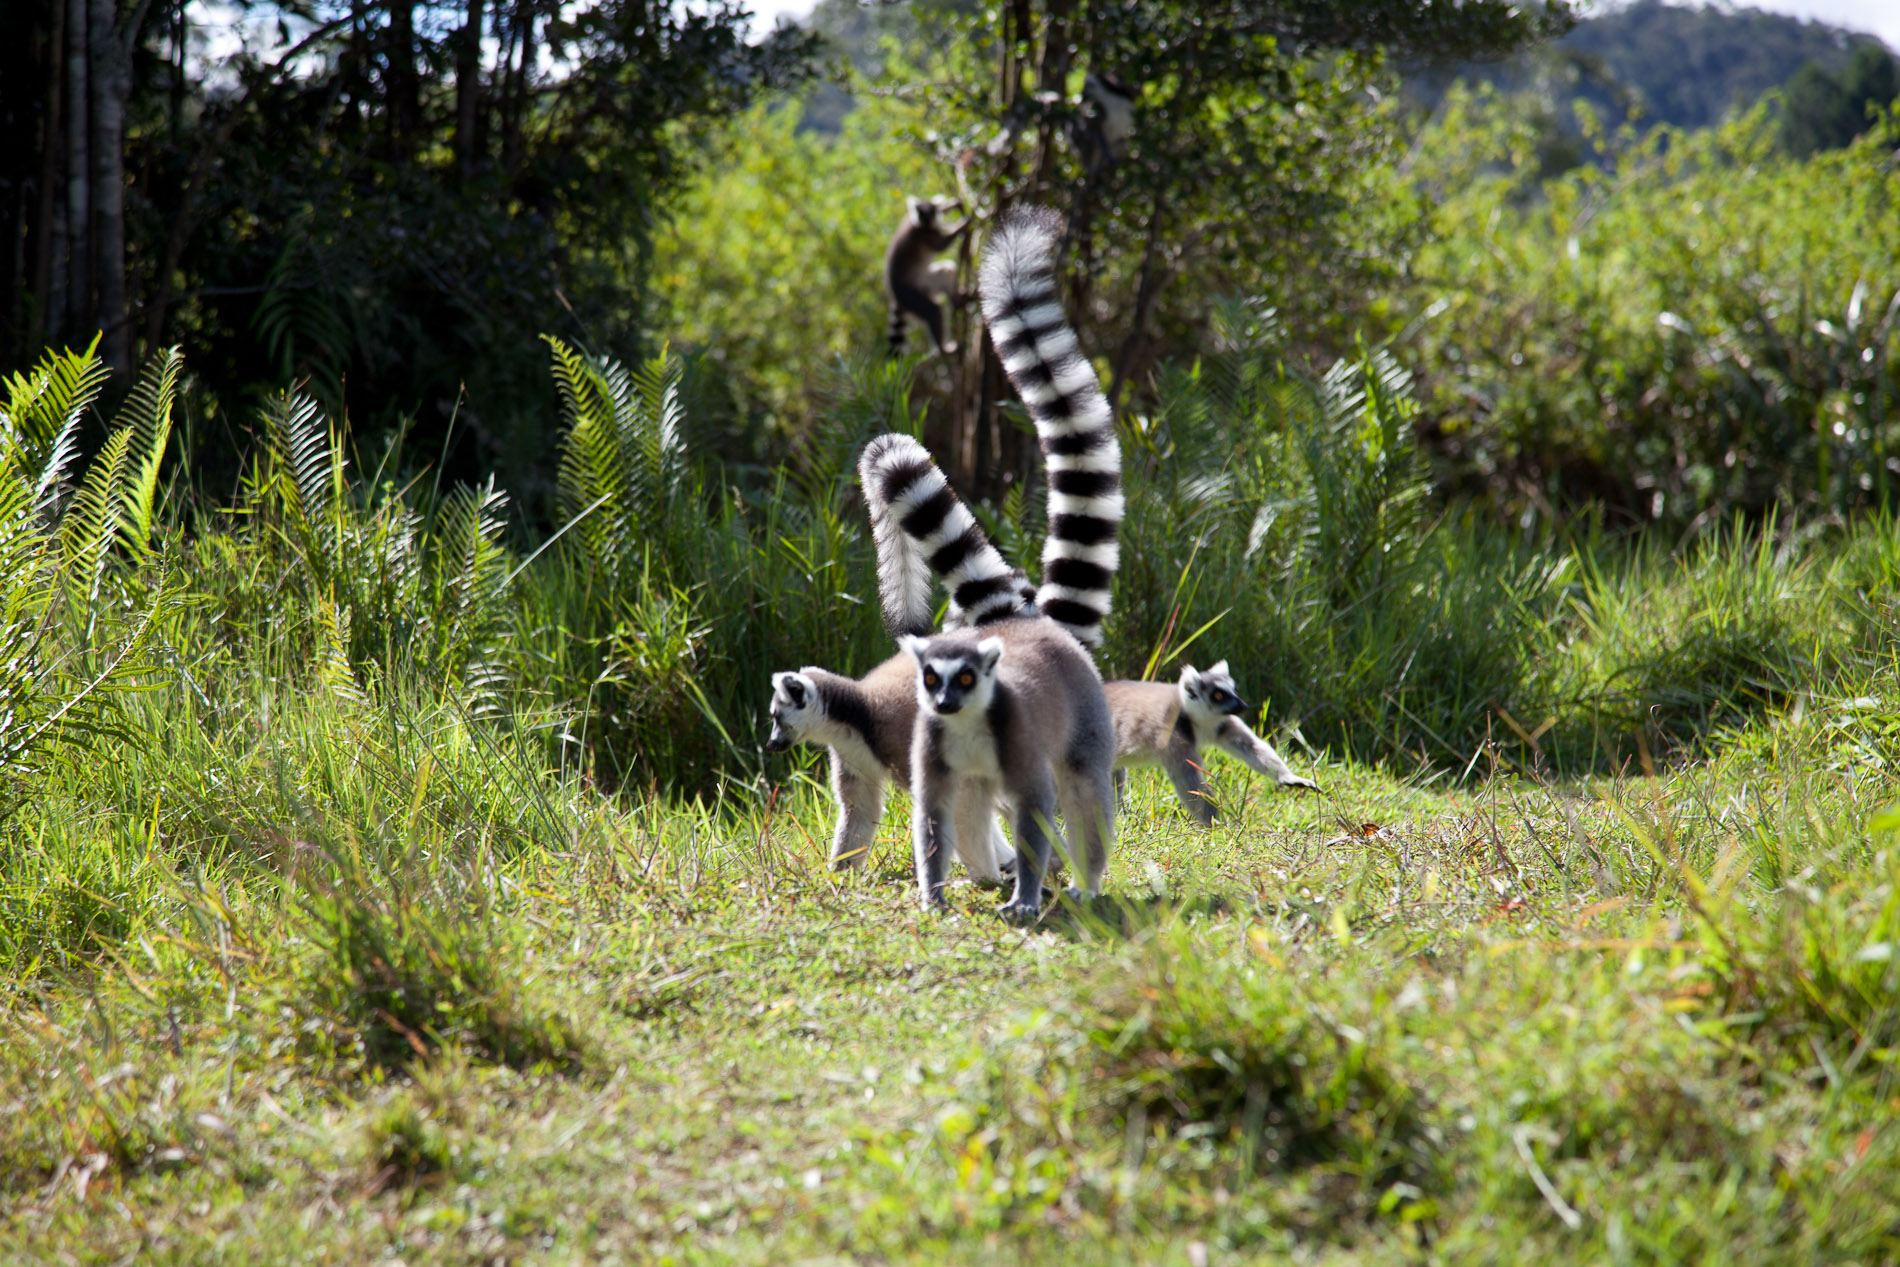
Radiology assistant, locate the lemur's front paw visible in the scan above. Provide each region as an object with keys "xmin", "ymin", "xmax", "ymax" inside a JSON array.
[{"xmin": 1063, "ymin": 886, "xmax": 1100, "ymax": 905}]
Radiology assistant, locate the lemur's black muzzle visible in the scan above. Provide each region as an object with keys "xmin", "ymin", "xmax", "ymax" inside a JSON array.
[
  {"xmin": 1222, "ymin": 694, "xmax": 1247, "ymax": 716},
  {"xmin": 765, "ymin": 725, "xmax": 792, "ymax": 753}
]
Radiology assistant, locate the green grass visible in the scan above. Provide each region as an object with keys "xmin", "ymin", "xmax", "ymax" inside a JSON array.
[{"xmin": 4, "ymin": 667, "xmax": 1899, "ymax": 1262}]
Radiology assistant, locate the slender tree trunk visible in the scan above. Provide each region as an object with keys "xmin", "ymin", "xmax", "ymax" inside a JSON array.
[
  {"xmin": 65, "ymin": 0, "xmax": 91, "ymax": 348},
  {"xmin": 91, "ymin": 0, "xmax": 132, "ymax": 379},
  {"xmin": 170, "ymin": 0, "xmax": 185, "ymax": 140},
  {"xmin": 455, "ymin": 0, "xmax": 485, "ymax": 183},
  {"xmin": 35, "ymin": 0, "xmax": 68, "ymax": 350},
  {"xmin": 386, "ymin": 0, "xmax": 421, "ymax": 152},
  {"xmin": 500, "ymin": 0, "xmax": 534, "ymax": 176}
]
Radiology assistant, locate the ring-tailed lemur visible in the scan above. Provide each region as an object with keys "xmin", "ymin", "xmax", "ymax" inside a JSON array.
[
  {"xmin": 766, "ymin": 658, "xmax": 1016, "ymax": 883},
  {"xmin": 885, "ymin": 196, "xmax": 968, "ymax": 357},
  {"xmin": 1069, "ymin": 72, "xmax": 1136, "ymax": 176},
  {"xmin": 903, "ymin": 620, "xmax": 1115, "ymax": 920},
  {"xmin": 762, "ymin": 431, "xmax": 1037, "ymax": 886},
  {"xmin": 1104, "ymin": 660, "xmax": 1318, "ymax": 825},
  {"xmin": 885, "ymin": 207, "xmax": 1123, "ymax": 920}
]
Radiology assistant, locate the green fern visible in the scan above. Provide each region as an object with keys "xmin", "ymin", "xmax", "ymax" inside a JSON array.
[
  {"xmin": 0, "ymin": 339, "xmax": 108, "ymax": 481},
  {"xmin": 0, "ymin": 346, "xmax": 181, "ymax": 816},
  {"xmin": 115, "ymin": 347, "xmax": 185, "ymax": 556},
  {"xmin": 1297, "ymin": 343, "xmax": 1431, "ymax": 606},
  {"xmin": 547, "ymin": 336, "xmax": 692, "ymax": 586}
]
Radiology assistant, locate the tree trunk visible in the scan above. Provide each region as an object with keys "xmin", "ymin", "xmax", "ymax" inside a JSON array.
[
  {"xmin": 500, "ymin": 0, "xmax": 535, "ymax": 176},
  {"xmin": 386, "ymin": 0, "xmax": 421, "ymax": 152},
  {"xmin": 91, "ymin": 0, "xmax": 132, "ymax": 380},
  {"xmin": 455, "ymin": 0, "xmax": 485, "ymax": 183},
  {"xmin": 35, "ymin": 0, "xmax": 68, "ymax": 351},
  {"xmin": 65, "ymin": 0, "xmax": 90, "ymax": 349}
]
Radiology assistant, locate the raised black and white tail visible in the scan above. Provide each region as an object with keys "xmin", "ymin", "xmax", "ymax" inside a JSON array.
[
  {"xmin": 859, "ymin": 433, "xmax": 1031, "ymax": 638},
  {"xmin": 980, "ymin": 207, "xmax": 1122, "ymax": 650}
]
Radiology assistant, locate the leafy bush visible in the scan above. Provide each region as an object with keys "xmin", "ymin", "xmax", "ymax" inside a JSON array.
[{"xmin": 1409, "ymin": 89, "xmax": 1900, "ymax": 530}]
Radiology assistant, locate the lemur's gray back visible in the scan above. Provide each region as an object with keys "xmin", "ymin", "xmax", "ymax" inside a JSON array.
[{"xmin": 979, "ymin": 208, "xmax": 1123, "ymax": 650}]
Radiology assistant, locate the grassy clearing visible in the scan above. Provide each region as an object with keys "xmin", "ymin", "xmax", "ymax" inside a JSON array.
[{"xmin": 4, "ymin": 676, "xmax": 1900, "ymax": 1262}]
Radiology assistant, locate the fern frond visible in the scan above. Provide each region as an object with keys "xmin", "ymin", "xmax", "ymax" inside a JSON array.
[
  {"xmin": 0, "ymin": 339, "xmax": 108, "ymax": 478},
  {"xmin": 113, "ymin": 346, "xmax": 185, "ymax": 557},
  {"xmin": 58, "ymin": 426, "xmax": 135, "ymax": 613},
  {"xmin": 315, "ymin": 598, "xmax": 369, "ymax": 706}
]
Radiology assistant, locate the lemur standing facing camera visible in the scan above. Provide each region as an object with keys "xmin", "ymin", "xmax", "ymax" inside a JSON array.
[
  {"xmin": 883, "ymin": 207, "xmax": 1124, "ymax": 921},
  {"xmin": 902, "ymin": 620, "xmax": 1115, "ymax": 920},
  {"xmin": 885, "ymin": 196, "xmax": 968, "ymax": 357},
  {"xmin": 1105, "ymin": 661, "xmax": 1318, "ymax": 826},
  {"xmin": 763, "ymin": 432, "xmax": 1043, "ymax": 887}
]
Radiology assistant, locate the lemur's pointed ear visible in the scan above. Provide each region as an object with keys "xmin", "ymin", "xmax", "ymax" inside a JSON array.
[
  {"xmin": 772, "ymin": 671, "xmax": 810, "ymax": 708},
  {"xmin": 1209, "ymin": 659, "xmax": 1229, "ymax": 678},
  {"xmin": 977, "ymin": 637, "xmax": 1004, "ymax": 675},
  {"xmin": 901, "ymin": 635, "xmax": 930, "ymax": 664},
  {"xmin": 1178, "ymin": 664, "xmax": 1202, "ymax": 696}
]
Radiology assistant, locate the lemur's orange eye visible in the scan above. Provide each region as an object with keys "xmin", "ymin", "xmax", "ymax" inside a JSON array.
[
  {"xmin": 957, "ymin": 671, "xmax": 974, "ymax": 687},
  {"xmin": 924, "ymin": 671, "xmax": 940, "ymax": 688}
]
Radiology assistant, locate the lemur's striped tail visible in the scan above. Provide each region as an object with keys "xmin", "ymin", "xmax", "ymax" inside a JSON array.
[
  {"xmin": 858, "ymin": 433, "xmax": 1031, "ymax": 639},
  {"xmin": 979, "ymin": 207, "xmax": 1122, "ymax": 650}
]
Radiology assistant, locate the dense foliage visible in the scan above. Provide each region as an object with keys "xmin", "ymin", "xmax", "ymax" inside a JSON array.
[
  {"xmin": 1408, "ymin": 89, "xmax": 1900, "ymax": 530},
  {"xmin": 1, "ymin": 0, "xmax": 815, "ymax": 504}
]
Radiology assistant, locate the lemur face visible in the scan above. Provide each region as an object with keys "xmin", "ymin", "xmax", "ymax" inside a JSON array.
[
  {"xmin": 1179, "ymin": 659, "xmax": 1246, "ymax": 719},
  {"xmin": 767, "ymin": 671, "xmax": 821, "ymax": 752},
  {"xmin": 909, "ymin": 197, "xmax": 939, "ymax": 228},
  {"xmin": 903, "ymin": 636, "xmax": 1002, "ymax": 717}
]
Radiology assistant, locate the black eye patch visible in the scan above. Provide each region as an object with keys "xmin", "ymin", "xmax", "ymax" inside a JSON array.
[{"xmin": 924, "ymin": 671, "xmax": 940, "ymax": 687}]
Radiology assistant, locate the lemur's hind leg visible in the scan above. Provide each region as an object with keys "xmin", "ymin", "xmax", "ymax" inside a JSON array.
[
  {"xmin": 923, "ymin": 259, "xmax": 962, "ymax": 303},
  {"xmin": 894, "ymin": 288, "xmax": 950, "ymax": 355},
  {"xmin": 829, "ymin": 758, "xmax": 887, "ymax": 869},
  {"xmin": 1162, "ymin": 735, "xmax": 1218, "ymax": 827},
  {"xmin": 1056, "ymin": 765, "xmax": 1115, "ymax": 898}
]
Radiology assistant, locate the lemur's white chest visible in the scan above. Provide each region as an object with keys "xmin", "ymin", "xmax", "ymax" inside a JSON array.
[{"xmin": 937, "ymin": 712, "xmax": 1001, "ymax": 778}]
